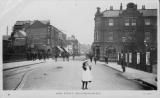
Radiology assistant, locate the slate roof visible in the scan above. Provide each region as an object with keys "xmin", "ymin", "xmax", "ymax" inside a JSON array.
[
  {"xmin": 102, "ymin": 10, "xmax": 122, "ymax": 17},
  {"xmin": 102, "ymin": 9, "xmax": 157, "ymax": 17},
  {"xmin": 15, "ymin": 21, "xmax": 33, "ymax": 25},
  {"xmin": 3, "ymin": 35, "xmax": 10, "ymax": 40},
  {"xmin": 15, "ymin": 20, "xmax": 50, "ymax": 26},
  {"xmin": 138, "ymin": 9, "xmax": 157, "ymax": 16}
]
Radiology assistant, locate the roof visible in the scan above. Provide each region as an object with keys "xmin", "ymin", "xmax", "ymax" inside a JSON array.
[
  {"xmin": 102, "ymin": 9, "xmax": 157, "ymax": 17},
  {"xmin": 14, "ymin": 30, "xmax": 27, "ymax": 38},
  {"xmin": 15, "ymin": 20, "xmax": 50, "ymax": 26},
  {"xmin": 40, "ymin": 20, "xmax": 50, "ymax": 25},
  {"xmin": 3, "ymin": 35, "xmax": 10, "ymax": 40},
  {"xmin": 103, "ymin": 10, "xmax": 122, "ymax": 17},
  {"xmin": 138, "ymin": 9, "xmax": 157, "ymax": 16},
  {"xmin": 15, "ymin": 21, "xmax": 33, "ymax": 25}
]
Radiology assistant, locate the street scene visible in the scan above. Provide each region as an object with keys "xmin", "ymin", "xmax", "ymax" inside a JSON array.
[
  {"xmin": 3, "ymin": 57, "xmax": 154, "ymax": 90},
  {"xmin": 2, "ymin": 0, "xmax": 158, "ymax": 91}
]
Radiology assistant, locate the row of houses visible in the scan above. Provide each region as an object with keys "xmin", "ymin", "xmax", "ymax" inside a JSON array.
[{"xmin": 3, "ymin": 20, "xmax": 80, "ymax": 62}]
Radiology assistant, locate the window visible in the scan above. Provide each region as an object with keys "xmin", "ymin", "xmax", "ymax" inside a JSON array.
[
  {"xmin": 108, "ymin": 32, "xmax": 113, "ymax": 41},
  {"xmin": 95, "ymin": 31, "xmax": 99, "ymax": 41},
  {"xmin": 105, "ymin": 19, "xmax": 108, "ymax": 26},
  {"xmin": 109, "ymin": 19, "xmax": 114, "ymax": 26},
  {"xmin": 129, "ymin": 53, "xmax": 132, "ymax": 63},
  {"xmin": 145, "ymin": 19, "xmax": 150, "ymax": 25},
  {"xmin": 96, "ymin": 31, "xmax": 99, "ymax": 41},
  {"xmin": 131, "ymin": 19, "xmax": 136, "ymax": 26},
  {"xmin": 125, "ymin": 19, "xmax": 129, "ymax": 26},
  {"xmin": 145, "ymin": 32, "xmax": 150, "ymax": 41}
]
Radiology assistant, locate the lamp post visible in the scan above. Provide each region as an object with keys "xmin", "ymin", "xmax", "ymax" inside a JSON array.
[
  {"xmin": 122, "ymin": 36, "xmax": 128, "ymax": 66},
  {"xmin": 144, "ymin": 40, "xmax": 152, "ymax": 72}
]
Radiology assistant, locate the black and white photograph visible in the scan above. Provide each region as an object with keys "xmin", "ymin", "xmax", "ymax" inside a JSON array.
[{"xmin": 0, "ymin": 0, "xmax": 159, "ymax": 97}]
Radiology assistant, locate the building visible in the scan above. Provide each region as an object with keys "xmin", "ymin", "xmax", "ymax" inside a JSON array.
[
  {"xmin": 92, "ymin": 2, "xmax": 157, "ymax": 72},
  {"xmin": 79, "ymin": 44, "xmax": 91, "ymax": 55},
  {"xmin": 25, "ymin": 20, "xmax": 52, "ymax": 52},
  {"xmin": 3, "ymin": 35, "xmax": 12, "ymax": 62},
  {"xmin": 11, "ymin": 20, "xmax": 68, "ymax": 57},
  {"xmin": 67, "ymin": 35, "xmax": 80, "ymax": 56}
]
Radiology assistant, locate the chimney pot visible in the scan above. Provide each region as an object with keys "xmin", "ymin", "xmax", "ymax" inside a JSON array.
[
  {"xmin": 142, "ymin": 5, "xmax": 145, "ymax": 10},
  {"xmin": 120, "ymin": 3, "xmax": 123, "ymax": 10},
  {"xmin": 110, "ymin": 6, "xmax": 113, "ymax": 10}
]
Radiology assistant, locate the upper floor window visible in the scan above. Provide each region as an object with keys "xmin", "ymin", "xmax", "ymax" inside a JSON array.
[
  {"xmin": 145, "ymin": 19, "xmax": 150, "ymax": 25},
  {"xmin": 108, "ymin": 32, "xmax": 113, "ymax": 41},
  {"xmin": 109, "ymin": 19, "xmax": 114, "ymax": 26},
  {"xmin": 95, "ymin": 31, "xmax": 99, "ymax": 41},
  {"xmin": 131, "ymin": 19, "xmax": 136, "ymax": 26},
  {"xmin": 125, "ymin": 19, "xmax": 129, "ymax": 26},
  {"xmin": 145, "ymin": 32, "xmax": 151, "ymax": 41}
]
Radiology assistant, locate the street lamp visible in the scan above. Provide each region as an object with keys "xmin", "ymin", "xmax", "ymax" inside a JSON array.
[
  {"xmin": 122, "ymin": 36, "xmax": 126, "ymax": 54},
  {"xmin": 144, "ymin": 39, "xmax": 152, "ymax": 72},
  {"xmin": 122, "ymin": 36, "xmax": 128, "ymax": 66}
]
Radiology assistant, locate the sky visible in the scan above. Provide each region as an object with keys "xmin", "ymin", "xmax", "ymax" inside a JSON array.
[{"xmin": 0, "ymin": 0, "xmax": 158, "ymax": 45}]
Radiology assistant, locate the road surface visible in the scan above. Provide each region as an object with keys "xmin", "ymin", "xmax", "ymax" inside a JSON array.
[{"xmin": 3, "ymin": 57, "xmax": 151, "ymax": 90}]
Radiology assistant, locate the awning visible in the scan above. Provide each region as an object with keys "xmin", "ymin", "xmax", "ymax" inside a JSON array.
[
  {"xmin": 57, "ymin": 46, "xmax": 64, "ymax": 52},
  {"xmin": 14, "ymin": 30, "xmax": 27, "ymax": 38},
  {"xmin": 64, "ymin": 48, "xmax": 69, "ymax": 52}
]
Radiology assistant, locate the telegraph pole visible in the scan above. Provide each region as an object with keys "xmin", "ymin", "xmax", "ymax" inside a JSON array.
[{"xmin": 6, "ymin": 26, "xmax": 8, "ymax": 35}]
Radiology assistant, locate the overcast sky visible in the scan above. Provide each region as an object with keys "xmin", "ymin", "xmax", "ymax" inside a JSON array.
[{"xmin": 0, "ymin": 0, "xmax": 158, "ymax": 44}]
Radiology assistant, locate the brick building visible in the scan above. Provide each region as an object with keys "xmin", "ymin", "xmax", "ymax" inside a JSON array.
[
  {"xmin": 11, "ymin": 20, "xmax": 67, "ymax": 57},
  {"xmin": 92, "ymin": 2, "xmax": 157, "ymax": 72}
]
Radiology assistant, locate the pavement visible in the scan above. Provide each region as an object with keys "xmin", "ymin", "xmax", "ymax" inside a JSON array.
[
  {"xmin": 99, "ymin": 61, "xmax": 157, "ymax": 89},
  {"xmin": 3, "ymin": 56, "xmax": 84, "ymax": 71},
  {"xmin": 3, "ymin": 59, "xmax": 45, "ymax": 71}
]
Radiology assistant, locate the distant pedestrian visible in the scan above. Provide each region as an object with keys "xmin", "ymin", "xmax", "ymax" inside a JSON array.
[
  {"xmin": 94, "ymin": 56, "xmax": 97, "ymax": 64},
  {"xmin": 55, "ymin": 54, "xmax": 58, "ymax": 62},
  {"xmin": 72, "ymin": 55, "xmax": 75, "ymax": 60},
  {"xmin": 104, "ymin": 56, "xmax": 108, "ymax": 64},
  {"xmin": 62, "ymin": 52, "xmax": 65, "ymax": 61},
  {"xmin": 89, "ymin": 56, "xmax": 93, "ymax": 62},
  {"xmin": 121, "ymin": 57, "xmax": 125, "ymax": 72},
  {"xmin": 66, "ymin": 52, "xmax": 70, "ymax": 61},
  {"xmin": 82, "ymin": 60, "xmax": 93, "ymax": 90}
]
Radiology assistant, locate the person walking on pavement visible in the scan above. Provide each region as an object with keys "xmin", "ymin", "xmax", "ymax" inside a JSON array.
[
  {"xmin": 94, "ymin": 56, "xmax": 97, "ymax": 64},
  {"xmin": 72, "ymin": 54, "xmax": 75, "ymax": 60},
  {"xmin": 104, "ymin": 56, "xmax": 108, "ymax": 64},
  {"xmin": 82, "ymin": 60, "xmax": 93, "ymax": 90},
  {"xmin": 121, "ymin": 56, "xmax": 126, "ymax": 72},
  {"xmin": 55, "ymin": 54, "xmax": 58, "ymax": 62},
  {"xmin": 89, "ymin": 54, "xmax": 93, "ymax": 62}
]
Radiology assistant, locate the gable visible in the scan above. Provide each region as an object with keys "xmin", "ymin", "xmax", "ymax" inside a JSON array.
[{"xmin": 30, "ymin": 20, "xmax": 47, "ymax": 28}]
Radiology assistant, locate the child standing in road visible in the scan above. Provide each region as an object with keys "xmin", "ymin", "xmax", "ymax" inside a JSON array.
[{"xmin": 81, "ymin": 60, "xmax": 93, "ymax": 90}]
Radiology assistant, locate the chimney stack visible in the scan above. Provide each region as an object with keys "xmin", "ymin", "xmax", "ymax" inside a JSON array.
[
  {"xmin": 120, "ymin": 3, "xmax": 123, "ymax": 10},
  {"xmin": 97, "ymin": 7, "xmax": 100, "ymax": 12},
  {"xmin": 95, "ymin": 7, "xmax": 101, "ymax": 16},
  {"xmin": 110, "ymin": 6, "xmax": 113, "ymax": 10},
  {"xmin": 142, "ymin": 5, "xmax": 145, "ymax": 10}
]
